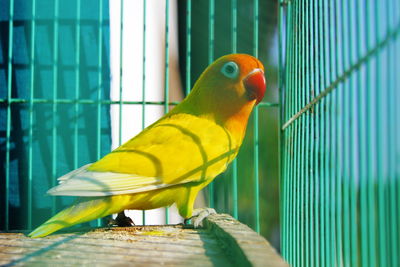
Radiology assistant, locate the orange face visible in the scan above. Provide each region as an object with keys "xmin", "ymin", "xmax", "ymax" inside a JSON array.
[
  {"xmin": 179, "ymin": 54, "xmax": 266, "ymax": 137},
  {"xmin": 219, "ymin": 54, "xmax": 266, "ymax": 105},
  {"xmin": 187, "ymin": 54, "xmax": 265, "ymax": 118},
  {"xmin": 193, "ymin": 54, "xmax": 266, "ymax": 109}
]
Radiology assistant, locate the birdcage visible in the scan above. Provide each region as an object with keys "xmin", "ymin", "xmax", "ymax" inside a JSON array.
[
  {"xmin": 1, "ymin": 0, "xmax": 399, "ymax": 266},
  {"xmin": 280, "ymin": 0, "xmax": 400, "ymax": 266}
]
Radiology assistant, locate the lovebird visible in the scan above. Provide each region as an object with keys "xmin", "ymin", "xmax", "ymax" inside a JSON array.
[{"xmin": 29, "ymin": 54, "xmax": 266, "ymax": 238}]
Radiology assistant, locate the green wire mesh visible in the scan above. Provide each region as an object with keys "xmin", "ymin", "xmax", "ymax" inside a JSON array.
[
  {"xmin": 1, "ymin": 0, "xmax": 110, "ymax": 230},
  {"xmin": 280, "ymin": 0, "xmax": 400, "ymax": 266},
  {"xmin": 1, "ymin": 0, "xmax": 280, "ymax": 241}
]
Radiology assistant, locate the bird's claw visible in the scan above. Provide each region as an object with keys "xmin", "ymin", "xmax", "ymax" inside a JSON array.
[
  {"xmin": 190, "ymin": 208, "xmax": 216, "ymax": 228},
  {"xmin": 108, "ymin": 211, "xmax": 135, "ymax": 227}
]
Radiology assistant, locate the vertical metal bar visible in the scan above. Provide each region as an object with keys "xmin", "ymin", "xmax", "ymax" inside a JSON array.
[
  {"xmin": 281, "ymin": 0, "xmax": 293, "ymax": 260},
  {"xmin": 319, "ymin": 0, "xmax": 326, "ymax": 265},
  {"xmin": 356, "ymin": 0, "xmax": 368, "ymax": 265},
  {"xmin": 164, "ymin": 0, "xmax": 170, "ymax": 224},
  {"xmin": 347, "ymin": 1, "xmax": 359, "ymax": 265},
  {"xmin": 383, "ymin": 2, "xmax": 390, "ymax": 264},
  {"xmin": 277, "ymin": 0, "xmax": 285, "ymax": 258},
  {"xmin": 252, "ymin": 0, "xmax": 260, "ymax": 234},
  {"xmin": 309, "ymin": 1, "xmax": 315, "ymax": 265},
  {"xmin": 297, "ymin": 1, "xmax": 304, "ymax": 264},
  {"xmin": 375, "ymin": 2, "xmax": 387, "ymax": 266},
  {"xmin": 208, "ymin": 0, "xmax": 214, "ymax": 65},
  {"xmin": 288, "ymin": 2, "xmax": 296, "ymax": 263},
  {"xmin": 164, "ymin": 0, "xmax": 170, "ymax": 115},
  {"xmin": 96, "ymin": 0, "xmax": 103, "ymax": 227},
  {"xmin": 323, "ymin": 1, "xmax": 332, "ymax": 265},
  {"xmin": 341, "ymin": 0, "xmax": 351, "ymax": 265},
  {"xmin": 313, "ymin": 0, "xmax": 320, "ymax": 265},
  {"xmin": 328, "ymin": 0, "xmax": 336, "ymax": 264},
  {"xmin": 186, "ymin": 0, "xmax": 191, "ymax": 96},
  {"xmin": 293, "ymin": 4, "xmax": 299, "ymax": 263},
  {"xmin": 282, "ymin": 0, "xmax": 290, "ymax": 259},
  {"xmin": 393, "ymin": 2, "xmax": 400, "ymax": 265},
  {"xmin": 387, "ymin": 1, "xmax": 398, "ymax": 265},
  {"xmin": 301, "ymin": 1, "xmax": 308, "ymax": 265},
  {"xmin": 365, "ymin": 0, "xmax": 377, "ymax": 265},
  {"xmin": 286, "ymin": 1, "xmax": 293, "ymax": 260},
  {"xmin": 323, "ymin": 0, "xmax": 331, "ymax": 265},
  {"xmin": 334, "ymin": 1, "xmax": 343, "ymax": 265},
  {"xmin": 304, "ymin": 0, "xmax": 310, "ymax": 265},
  {"xmin": 231, "ymin": 0, "xmax": 237, "ymax": 54},
  {"xmin": 5, "ymin": 0, "xmax": 14, "ymax": 231},
  {"xmin": 208, "ymin": 0, "xmax": 215, "ymax": 209},
  {"xmin": 305, "ymin": 2, "xmax": 311, "ymax": 265},
  {"xmin": 285, "ymin": 1, "xmax": 292, "ymax": 258},
  {"xmin": 293, "ymin": 1, "xmax": 299, "ymax": 264},
  {"xmin": 28, "ymin": 0, "xmax": 36, "ymax": 230},
  {"xmin": 286, "ymin": 2, "xmax": 293, "ymax": 260},
  {"xmin": 74, "ymin": 0, "xmax": 81, "ymax": 173},
  {"xmin": 51, "ymin": 0, "xmax": 59, "ymax": 215},
  {"xmin": 297, "ymin": 0, "xmax": 308, "ymax": 266},
  {"xmin": 231, "ymin": 0, "xmax": 238, "ymax": 219},
  {"xmin": 119, "ymin": 0, "xmax": 124, "ymax": 146},
  {"xmin": 142, "ymin": 0, "xmax": 147, "ymax": 226}
]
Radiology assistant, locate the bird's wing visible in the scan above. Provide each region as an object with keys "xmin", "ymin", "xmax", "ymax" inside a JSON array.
[{"xmin": 48, "ymin": 113, "xmax": 239, "ymax": 196}]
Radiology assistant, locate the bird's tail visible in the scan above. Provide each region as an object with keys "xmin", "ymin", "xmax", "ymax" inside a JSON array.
[{"xmin": 28, "ymin": 196, "xmax": 123, "ymax": 238}]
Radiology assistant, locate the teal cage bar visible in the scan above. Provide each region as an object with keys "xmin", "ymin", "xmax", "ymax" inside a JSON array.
[
  {"xmin": 1, "ymin": 0, "xmax": 280, "ymax": 243},
  {"xmin": 280, "ymin": 0, "xmax": 400, "ymax": 266},
  {"xmin": 177, "ymin": 0, "xmax": 280, "ymax": 237},
  {"xmin": 0, "ymin": 0, "xmax": 111, "ymax": 230}
]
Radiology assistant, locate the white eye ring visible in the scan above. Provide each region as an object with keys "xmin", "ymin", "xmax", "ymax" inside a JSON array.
[{"xmin": 221, "ymin": 61, "xmax": 239, "ymax": 79}]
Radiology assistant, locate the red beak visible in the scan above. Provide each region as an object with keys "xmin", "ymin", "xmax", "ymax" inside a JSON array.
[{"xmin": 243, "ymin": 69, "xmax": 266, "ymax": 105}]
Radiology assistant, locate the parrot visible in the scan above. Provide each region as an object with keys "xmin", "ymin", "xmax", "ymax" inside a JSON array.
[{"xmin": 28, "ymin": 54, "xmax": 266, "ymax": 238}]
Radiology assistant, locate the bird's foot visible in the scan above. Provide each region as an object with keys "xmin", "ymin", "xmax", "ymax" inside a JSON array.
[
  {"xmin": 190, "ymin": 208, "xmax": 216, "ymax": 228},
  {"xmin": 108, "ymin": 211, "xmax": 135, "ymax": 227}
]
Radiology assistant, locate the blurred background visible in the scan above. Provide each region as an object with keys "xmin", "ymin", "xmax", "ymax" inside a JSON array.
[{"xmin": 0, "ymin": 0, "xmax": 281, "ymax": 249}]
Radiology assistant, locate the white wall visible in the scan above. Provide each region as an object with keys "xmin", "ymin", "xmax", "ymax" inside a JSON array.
[{"xmin": 109, "ymin": 0, "xmax": 184, "ymax": 225}]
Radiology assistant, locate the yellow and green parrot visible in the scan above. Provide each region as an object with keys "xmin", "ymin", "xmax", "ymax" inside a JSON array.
[{"xmin": 29, "ymin": 54, "xmax": 266, "ymax": 238}]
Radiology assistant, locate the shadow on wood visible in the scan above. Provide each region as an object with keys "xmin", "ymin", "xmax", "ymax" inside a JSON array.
[{"xmin": 0, "ymin": 214, "xmax": 287, "ymax": 266}]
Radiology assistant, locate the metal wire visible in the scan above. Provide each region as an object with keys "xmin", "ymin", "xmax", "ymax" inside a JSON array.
[
  {"xmin": 1, "ymin": 0, "xmax": 110, "ymax": 231},
  {"xmin": 164, "ymin": 0, "xmax": 170, "ymax": 224},
  {"xmin": 119, "ymin": 0, "xmax": 124, "ymax": 146},
  {"xmin": 51, "ymin": 0, "xmax": 59, "ymax": 216},
  {"xmin": 96, "ymin": 0, "xmax": 103, "ymax": 227},
  {"xmin": 280, "ymin": 0, "xmax": 400, "ymax": 266},
  {"xmin": 74, "ymin": 0, "xmax": 81, "ymax": 175},
  {"xmin": 142, "ymin": 0, "xmax": 147, "ymax": 226},
  {"xmin": 252, "ymin": 0, "xmax": 260, "ymax": 234},
  {"xmin": 231, "ymin": 0, "xmax": 238, "ymax": 220},
  {"xmin": 186, "ymin": 0, "xmax": 191, "ymax": 96},
  {"xmin": 0, "ymin": 98, "xmax": 277, "ymax": 107},
  {"xmin": 28, "ymin": 0, "xmax": 36, "ymax": 231},
  {"xmin": 207, "ymin": 0, "xmax": 215, "ymax": 209},
  {"xmin": 5, "ymin": 0, "xmax": 15, "ymax": 231},
  {"xmin": 1, "ymin": 0, "xmax": 279, "ymax": 236}
]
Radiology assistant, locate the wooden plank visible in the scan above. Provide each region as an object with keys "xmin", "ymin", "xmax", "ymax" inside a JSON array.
[
  {"xmin": 0, "ymin": 226, "xmax": 230, "ymax": 266},
  {"xmin": 0, "ymin": 214, "xmax": 287, "ymax": 266},
  {"xmin": 203, "ymin": 214, "xmax": 289, "ymax": 267}
]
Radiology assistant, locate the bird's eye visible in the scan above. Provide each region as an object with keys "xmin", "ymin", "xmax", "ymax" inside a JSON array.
[{"xmin": 221, "ymin": 61, "xmax": 239, "ymax": 79}]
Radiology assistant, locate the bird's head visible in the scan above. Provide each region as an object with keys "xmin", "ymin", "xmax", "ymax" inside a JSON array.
[
  {"xmin": 216, "ymin": 54, "xmax": 266, "ymax": 105},
  {"xmin": 179, "ymin": 54, "xmax": 267, "ymax": 138}
]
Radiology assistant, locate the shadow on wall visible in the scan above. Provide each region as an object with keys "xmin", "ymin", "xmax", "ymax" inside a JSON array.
[{"xmin": 0, "ymin": 0, "xmax": 111, "ymax": 230}]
